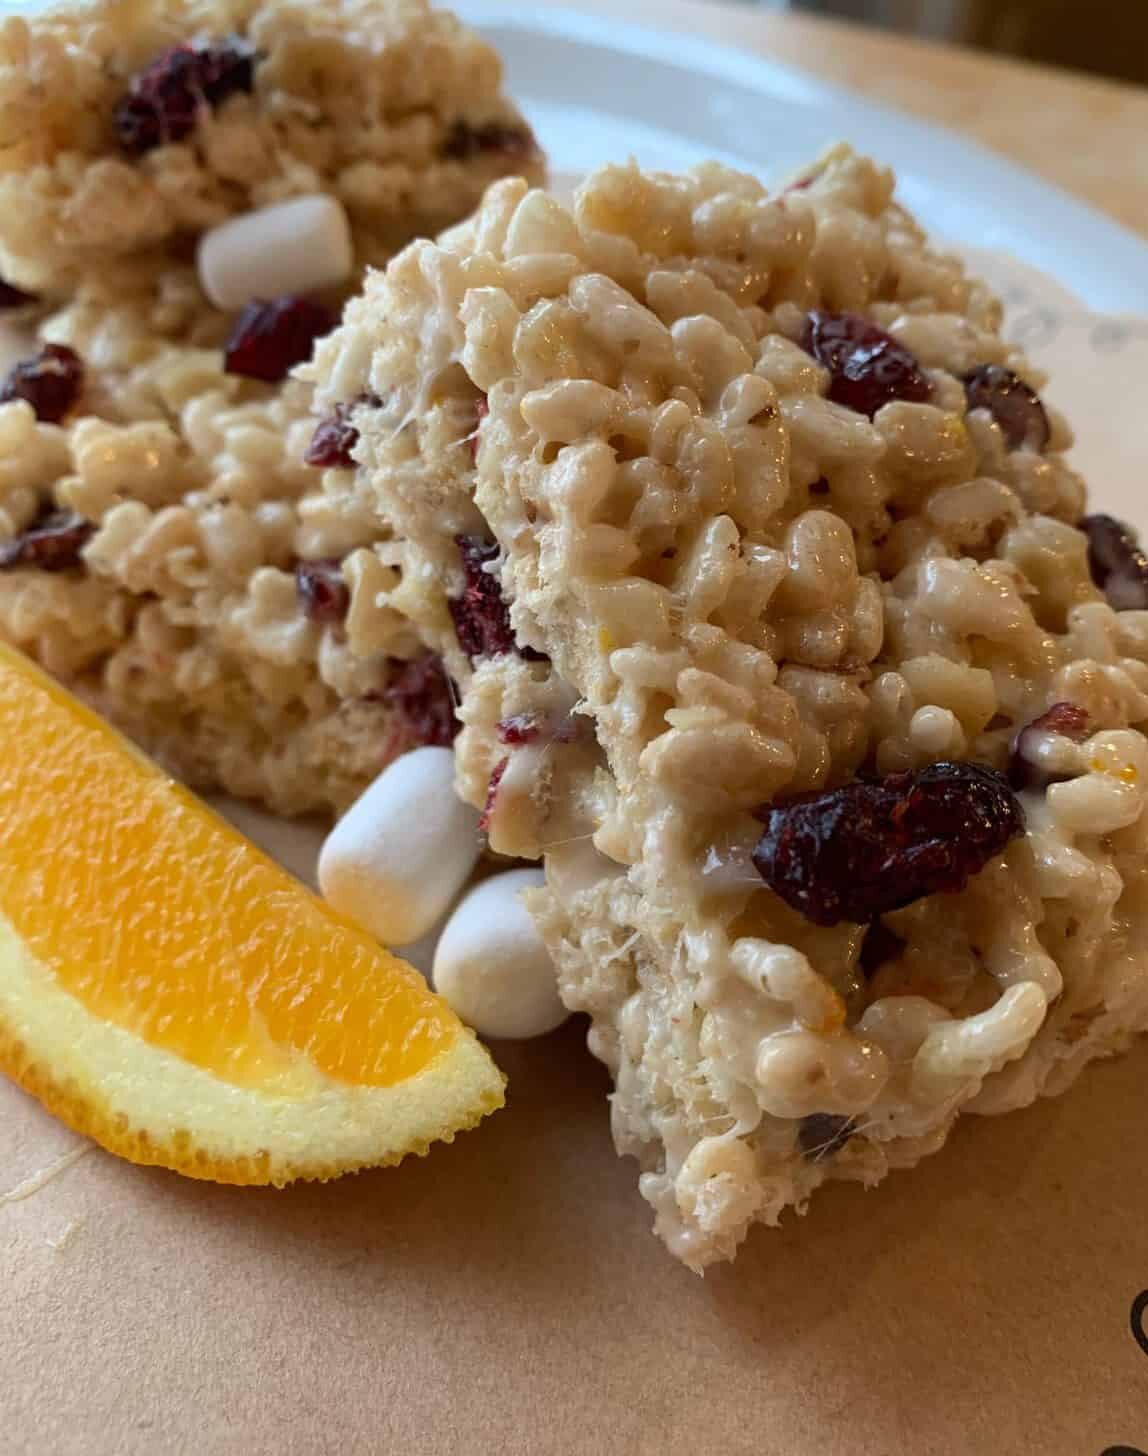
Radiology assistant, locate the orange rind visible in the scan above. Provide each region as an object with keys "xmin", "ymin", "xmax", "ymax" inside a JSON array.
[{"xmin": 0, "ymin": 641, "xmax": 504, "ymax": 1183}]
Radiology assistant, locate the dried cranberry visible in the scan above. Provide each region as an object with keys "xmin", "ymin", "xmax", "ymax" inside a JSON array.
[
  {"xmin": 497, "ymin": 712, "xmax": 541, "ymax": 746},
  {"xmin": 295, "ymin": 559, "xmax": 348, "ymax": 624},
  {"xmin": 797, "ymin": 1113, "xmax": 855, "ymax": 1163},
  {"xmin": 963, "ymin": 364, "xmax": 1050, "ymax": 451},
  {"xmin": 382, "ymin": 654, "xmax": 458, "ymax": 748},
  {"xmin": 470, "ymin": 395, "xmax": 488, "ymax": 462},
  {"xmin": 1081, "ymin": 513, "xmax": 1148, "ymax": 611},
  {"xmin": 306, "ymin": 404, "xmax": 360, "ymax": 469},
  {"xmin": 224, "ymin": 296, "xmax": 333, "ymax": 383},
  {"xmin": 799, "ymin": 311, "xmax": 931, "ymax": 418},
  {"xmin": 858, "ymin": 920, "xmax": 905, "ymax": 978},
  {"xmin": 448, "ymin": 534, "xmax": 517, "ymax": 662},
  {"xmin": 114, "ymin": 38, "xmax": 257, "ymax": 156},
  {"xmin": 753, "ymin": 761, "xmax": 1024, "ymax": 927},
  {"xmin": 0, "ymin": 280, "xmax": 36, "ymax": 310},
  {"xmin": 1009, "ymin": 702, "xmax": 1089, "ymax": 791},
  {"xmin": 442, "ymin": 120, "xmax": 536, "ymax": 161},
  {"xmin": 479, "ymin": 756, "xmax": 509, "ymax": 833},
  {"xmin": 0, "ymin": 509, "xmax": 93, "ymax": 572},
  {"xmin": 0, "ymin": 344, "xmax": 83, "ymax": 423}
]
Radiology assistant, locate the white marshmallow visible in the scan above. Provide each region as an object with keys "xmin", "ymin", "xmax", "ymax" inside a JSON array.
[
  {"xmin": 432, "ymin": 868, "xmax": 568, "ymax": 1040},
  {"xmin": 197, "ymin": 195, "xmax": 354, "ymax": 311},
  {"xmin": 318, "ymin": 747, "xmax": 481, "ymax": 947}
]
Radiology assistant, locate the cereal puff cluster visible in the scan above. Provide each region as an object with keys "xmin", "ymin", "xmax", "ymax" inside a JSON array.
[
  {"xmin": 308, "ymin": 147, "xmax": 1148, "ymax": 1266},
  {"xmin": 0, "ymin": 0, "xmax": 544, "ymax": 814}
]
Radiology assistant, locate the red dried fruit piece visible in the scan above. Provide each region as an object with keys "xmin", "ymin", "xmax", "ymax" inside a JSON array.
[
  {"xmin": 800, "ymin": 310, "xmax": 931, "ymax": 418},
  {"xmin": 0, "ymin": 281, "xmax": 36, "ymax": 310},
  {"xmin": 446, "ymin": 535, "xmax": 549, "ymax": 663},
  {"xmin": 1081, "ymin": 513, "xmax": 1148, "ymax": 611},
  {"xmin": 114, "ymin": 38, "xmax": 257, "ymax": 157},
  {"xmin": 753, "ymin": 761, "xmax": 1024, "ymax": 927},
  {"xmin": 448, "ymin": 535, "xmax": 517, "ymax": 663},
  {"xmin": 0, "ymin": 344, "xmax": 83, "ymax": 423},
  {"xmin": 306, "ymin": 404, "xmax": 360, "ymax": 469},
  {"xmin": 858, "ymin": 919, "xmax": 905, "ymax": 978},
  {"xmin": 1030, "ymin": 701, "xmax": 1089, "ymax": 739},
  {"xmin": 963, "ymin": 364, "xmax": 1050, "ymax": 451},
  {"xmin": 382, "ymin": 654, "xmax": 458, "ymax": 749},
  {"xmin": 224, "ymin": 296, "xmax": 333, "ymax": 383},
  {"xmin": 478, "ymin": 756, "xmax": 509, "ymax": 833},
  {"xmin": 797, "ymin": 1113, "xmax": 855, "ymax": 1163},
  {"xmin": 442, "ymin": 120, "xmax": 536, "ymax": 161},
  {"xmin": 295, "ymin": 559, "xmax": 349, "ymax": 624},
  {"xmin": 497, "ymin": 713, "xmax": 541, "ymax": 746},
  {"xmin": 0, "ymin": 509, "xmax": 94, "ymax": 572},
  {"xmin": 305, "ymin": 394, "xmax": 384, "ymax": 468},
  {"xmin": 1009, "ymin": 701, "xmax": 1089, "ymax": 791}
]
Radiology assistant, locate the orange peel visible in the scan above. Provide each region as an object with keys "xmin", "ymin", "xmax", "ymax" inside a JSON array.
[{"xmin": 0, "ymin": 641, "xmax": 504, "ymax": 1183}]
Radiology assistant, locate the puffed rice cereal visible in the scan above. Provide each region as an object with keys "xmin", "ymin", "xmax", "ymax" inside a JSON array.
[
  {"xmin": 304, "ymin": 146, "xmax": 1148, "ymax": 1268},
  {"xmin": 0, "ymin": 0, "xmax": 544, "ymax": 294},
  {"xmin": 0, "ymin": 0, "xmax": 545, "ymax": 814}
]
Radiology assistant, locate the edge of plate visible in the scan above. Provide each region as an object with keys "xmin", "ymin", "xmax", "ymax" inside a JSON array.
[{"xmin": 456, "ymin": 1, "xmax": 1148, "ymax": 313}]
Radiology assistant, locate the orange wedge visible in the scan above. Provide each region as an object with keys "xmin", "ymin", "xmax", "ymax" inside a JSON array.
[{"xmin": 0, "ymin": 641, "xmax": 504, "ymax": 1184}]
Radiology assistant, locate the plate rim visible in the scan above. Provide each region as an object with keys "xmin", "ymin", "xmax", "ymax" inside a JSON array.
[{"xmin": 456, "ymin": 0, "xmax": 1148, "ymax": 313}]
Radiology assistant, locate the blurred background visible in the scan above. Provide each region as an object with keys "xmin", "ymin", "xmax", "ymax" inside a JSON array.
[{"xmin": 778, "ymin": 0, "xmax": 1148, "ymax": 85}]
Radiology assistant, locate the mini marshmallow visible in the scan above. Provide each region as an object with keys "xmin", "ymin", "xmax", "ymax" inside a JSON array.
[
  {"xmin": 318, "ymin": 747, "xmax": 482, "ymax": 947},
  {"xmin": 432, "ymin": 868, "xmax": 569, "ymax": 1040},
  {"xmin": 197, "ymin": 195, "xmax": 354, "ymax": 311}
]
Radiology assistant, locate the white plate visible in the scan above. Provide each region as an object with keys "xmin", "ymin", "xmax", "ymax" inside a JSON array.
[{"xmin": 456, "ymin": 2, "xmax": 1148, "ymax": 315}]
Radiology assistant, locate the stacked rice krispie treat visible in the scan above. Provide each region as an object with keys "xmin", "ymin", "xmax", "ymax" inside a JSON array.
[
  {"xmin": 0, "ymin": 0, "xmax": 541, "ymax": 291},
  {"xmin": 0, "ymin": 0, "xmax": 543, "ymax": 814},
  {"xmin": 307, "ymin": 146, "xmax": 1148, "ymax": 1266}
]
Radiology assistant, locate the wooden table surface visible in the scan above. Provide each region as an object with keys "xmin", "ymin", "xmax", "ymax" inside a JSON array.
[{"xmin": 550, "ymin": 0, "xmax": 1148, "ymax": 241}]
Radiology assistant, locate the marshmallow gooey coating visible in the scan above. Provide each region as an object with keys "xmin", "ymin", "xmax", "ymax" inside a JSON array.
[{"xmin": 306, "ymin": 147, "xmax": 1148, "ymax": 1269}]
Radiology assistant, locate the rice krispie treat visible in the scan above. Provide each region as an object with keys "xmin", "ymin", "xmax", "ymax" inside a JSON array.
[
  {"xmin": 0, "ymin": 0, "xmax": 544, "ymax": 815},
  {"xmin": 0, "ymin": 0, "xmax": 543, "ymax": 295},
  {"xmin": 308, "ymin": 147, "xmax": 1148, "ymax": 1267},
  {"xmin": 0, "ymin": 279, "xmax": 454, "ymax": 814}
]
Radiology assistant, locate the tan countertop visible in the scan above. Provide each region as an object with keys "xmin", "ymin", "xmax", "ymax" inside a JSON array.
[{"xmin": 547, "ymin": 0, "xmax": 1148, "ymax": 239}]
